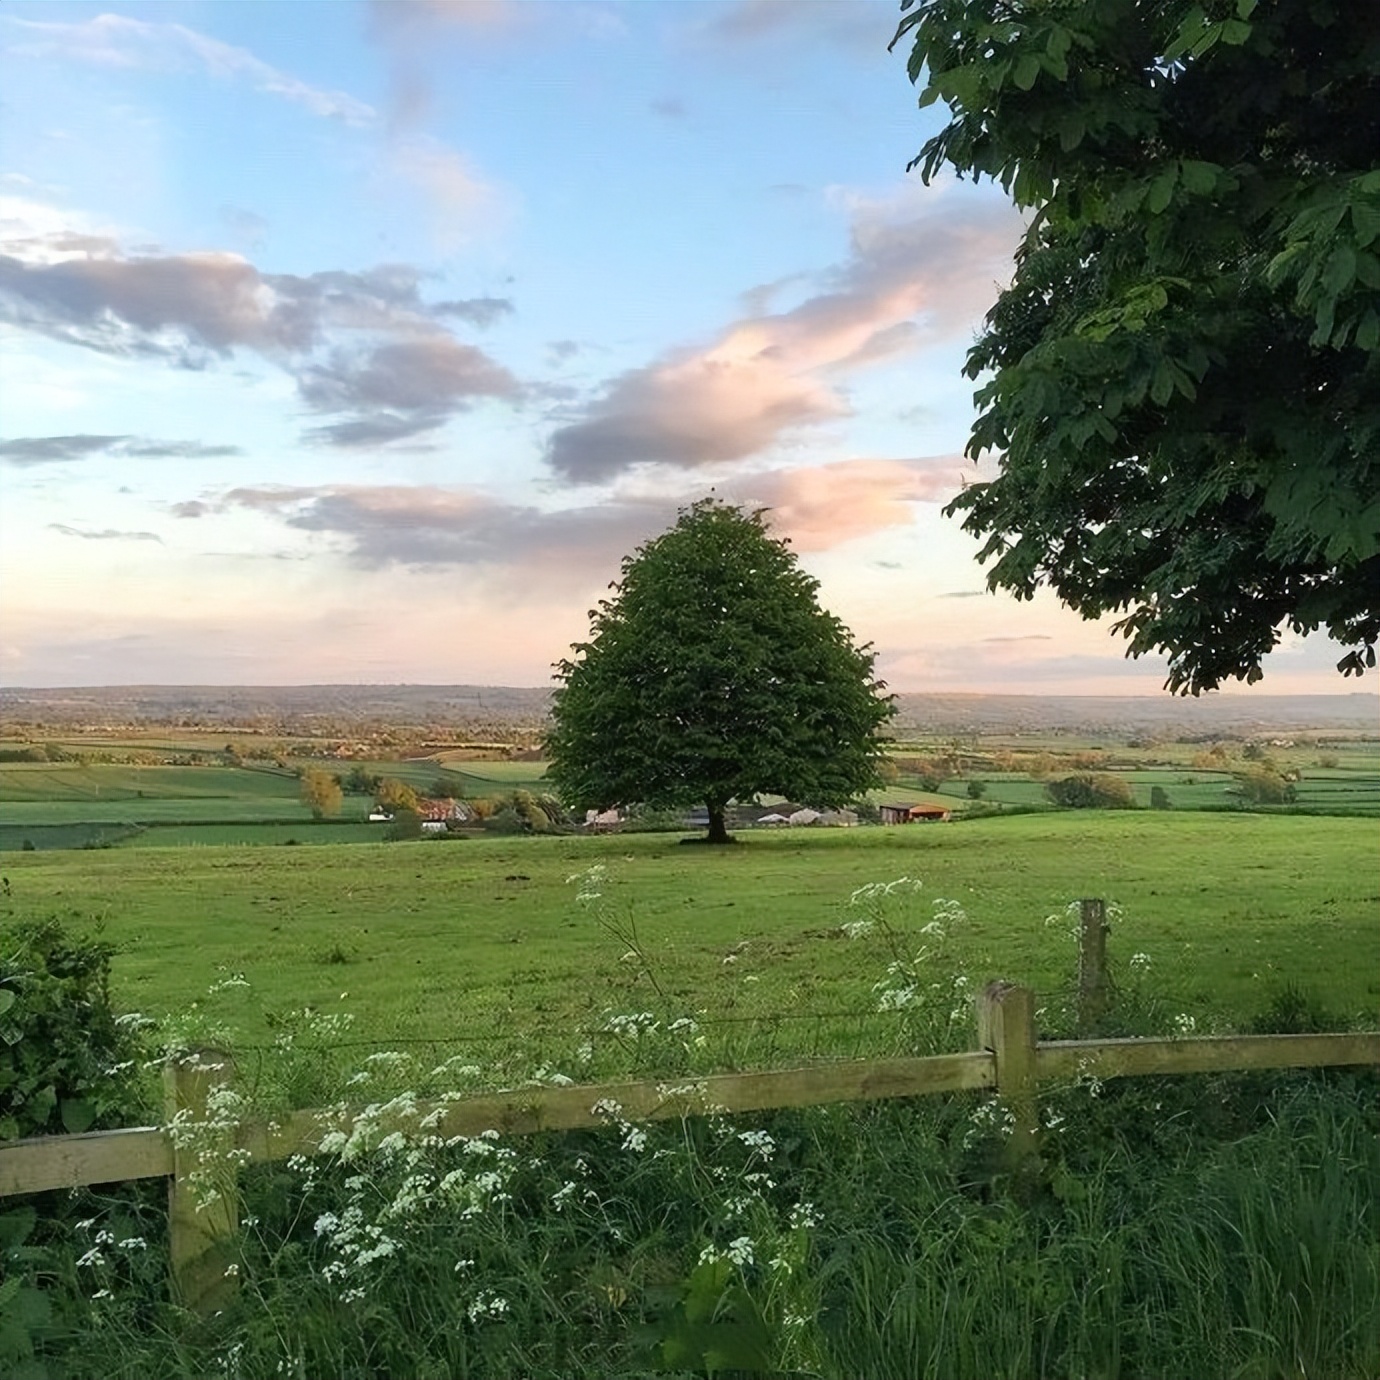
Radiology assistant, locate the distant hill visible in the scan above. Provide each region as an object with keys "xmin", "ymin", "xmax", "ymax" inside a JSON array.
[{"xmin": 1, "ymin": 683, "xmax": 1376, "ymax": 738}]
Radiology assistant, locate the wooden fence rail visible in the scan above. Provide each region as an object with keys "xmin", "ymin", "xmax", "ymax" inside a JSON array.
[{"xmin": 3, "ymin": 981, "xmax": 1378, "ymax": 1314}]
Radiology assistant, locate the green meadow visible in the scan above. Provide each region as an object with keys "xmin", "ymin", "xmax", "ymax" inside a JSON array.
[{"xmin": 3, "ymin": 813, "xmax": 1375, "ymax": 1067}]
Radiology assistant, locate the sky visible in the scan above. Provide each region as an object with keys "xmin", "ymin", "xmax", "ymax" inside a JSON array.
[{"xmin": 0, "ymin": 0, "xmax": 1361, "ymax": 695}]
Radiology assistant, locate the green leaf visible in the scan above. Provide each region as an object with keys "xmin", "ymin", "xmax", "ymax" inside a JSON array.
[
  {"xmin": 1220, "ymin": 17, "xmax": 1252, "ymax": 44},
  {"xmin": 1189, "ymin": 22, "xmax": 1224, "ymax": 59},
  {"xmin": 0, "ymin": 990, "xmax": 13, "ymax": 1018},
  {"xmin": 59, "ymin": 1098, "xmax": 96, "ymax": 1135},
  {"xmin": 1355, "ymin": 308, "xmax": 1379, "ymax": 352},
  {"xmin": 1350, "ymin": 199, "xmax": 1380, "ymax": 247},
  {"xmin": 1323, "ymin": 244, "xmax": 1357, "ymax": 296},
  {"xmin": 0, "ymin": 1207, "xmax": 37, "ymax": 1251},
  {"xmin": 1180, "ymin": 160, "xmax": 1219, "ymax": 196},
  {"xmin": 1147, "ymin": 166, "xmax": 1178, "ymax": 215},
  {"xmin": 1150, "ymin": 359, "xmax": 1176, "ymax": 406},
  {"xmin": 1013, "ymin": 53, "xmax": 1041, "ymax": 90}
]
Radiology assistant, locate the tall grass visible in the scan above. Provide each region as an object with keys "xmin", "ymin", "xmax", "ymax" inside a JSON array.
[
  {"xmin": 11, "ymin": 879, "xmax": 1379, "ymax": 1379},
  {"xmin": 24, "ymin": 1063, "xmax": 1376, "ymax": 1380}
]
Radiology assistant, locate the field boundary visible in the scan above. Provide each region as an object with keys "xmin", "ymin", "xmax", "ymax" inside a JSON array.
[{"xmin": 3, "ymin": 980, "xmax": 1377, "ymax": 1313}]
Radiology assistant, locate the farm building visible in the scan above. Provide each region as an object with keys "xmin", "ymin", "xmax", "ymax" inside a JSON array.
[
  {"xmin": 584, "ymin": 807, "xmax": 623, "ymax": 831},
  {"xmin": 879, "ymin": 803, "xmax": 952, "ymax": 825},
  {"xmin": 416, "ymin": 797, "xmax": 471, "ymax": 823}
]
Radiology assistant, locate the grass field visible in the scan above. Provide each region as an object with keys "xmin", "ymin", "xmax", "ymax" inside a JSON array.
[{"xmin": 3, "ymin": 814, "xmax": 1375, "ymax": 1072}]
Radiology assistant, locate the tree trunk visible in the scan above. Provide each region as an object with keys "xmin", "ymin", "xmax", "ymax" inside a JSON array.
[{"xmin": 705, "ymin": 800, "xmax": 732, "ymax": 845}]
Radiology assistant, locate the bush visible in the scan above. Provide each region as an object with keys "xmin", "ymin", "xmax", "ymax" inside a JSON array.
[
  {"xmin": 482, "ymin": 806, "xmax": 528, "ymax": 835},
  {"xmin": 384, "ymin": 809, "xmax": 423, "ymax": 841},
  {"xmin": 1235, "ymin": 768, "xmax": 1296, "ymax": 805},
  {"xmin": 0, "ymin": 920, "xmax": 150, "ymax": 1141},
  {"xmin": 1150, "ymin": 785, "xmax": 1172, "ymax": 810},
  {"xmin": 1046, "ymin": 773, "xmax": 1136, "ymax": 809}
]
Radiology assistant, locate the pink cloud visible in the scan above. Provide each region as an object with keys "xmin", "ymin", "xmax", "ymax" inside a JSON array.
[
  {"xmin": 746, "ymin": 457, "xmax": 964, "ymax": 551},
  {"xmin": 547, "ymin": 188, "xmax": 1021, "ymax": 482}
]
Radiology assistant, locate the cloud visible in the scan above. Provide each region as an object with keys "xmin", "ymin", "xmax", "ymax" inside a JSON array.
[
  {"xmin": 939, "ymin": 589, "xmax": 986, "ymax": 599},
  {"xmin": 368, "ymin": 0, "xmax": 527, "ymax": 36},
  {"xmin": 1, "ymin": 435, "xmax": 125, "ymax": 465},
  {"xmin": 983, "ymin": 634, "xmax": 1054, "ymax": 643},
  {"xmin": 390, "ymin": 137, "xmax": 503, "ymax": 245},
  {"xmin": 547, "ymin": 186, "xmax": 1020, "ymax": 482},
  {"xmin": 694, "ymin": 0, "xmax": 893, "ymax": 52},
  {"xmin": 205, "ymin": 483, "xmax": 667, "ymax": 573},
  {"xmin": 651, "ymin": 96, "xmax": 687, "ymax": 119},
  {"xmin": 1, "ymin": 434, "xmax": 241, "ymax": 465},
  {"xmin": 367, "ymin": 0, "xmax": 530, "ymax": 145},
  {"xmin": 6, "ymin": 13, "xmax": 376, "ymax": 125},
  {"xmin": 432, "ymin": 296, "xmax": 514, "ymax": 327},
  {"xmin": 186, "ymin": 456, "xmax": 952, "ymax": 573},
  {"xmin": 0, "ymin": 212, "xmax": 522, "ymax": 446},
  {"xmin": 49, "ymin": 523, "xmax": 162, "ymax": 543},
  {"xmin": 734, "ymin": 457, "xmax": 964, "ymax": 551},
  {"xmin": 297, "ymin": 337, "xmax": 521, "ymax": 444}
]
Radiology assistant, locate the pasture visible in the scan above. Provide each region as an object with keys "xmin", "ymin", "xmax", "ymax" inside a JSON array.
[
  {"xmin": 3, "ymin": 731, "xmax": 1377, "ymax": 859},
  {"xmin": 3, "ymin": 813, "xmax": 1375, "ymax": 1070}
]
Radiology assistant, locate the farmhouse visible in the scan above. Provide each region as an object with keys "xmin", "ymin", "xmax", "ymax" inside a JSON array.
[
  {"xmin": 584, "ymin": 807, "xmax": 623, "ymax": 831},
  {"xmin": 879, "ymin": 802, "xmax": 952, "ymax": 825}
]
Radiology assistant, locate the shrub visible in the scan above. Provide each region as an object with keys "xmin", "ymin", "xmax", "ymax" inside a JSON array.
[
  {"xmin": 1150, "ymin": 785, "xmax": 1172, "ymax": 810},
  {"xmin": 1046, "ymin": 773, "xmax": 1136, "ymax": 809},
  {"xmin": 0, "ymin": 920, "xmax": 150, "ymax": 1141},
  {"xmin": 1235, "ymin": 768, "xmax": 1296, "ymax": 805},
  {"xmin": 384, "ymin": 809, "xmax": 423, "ymax": 841}
]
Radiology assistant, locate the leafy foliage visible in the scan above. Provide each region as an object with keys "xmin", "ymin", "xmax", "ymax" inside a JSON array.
[
  {"xmin": 1234, "ymin": 766, "xmax": 1296, "ymax": 804},
  {"xmin": 897, "ymin": 0, "xmax": 1380, "ymax": 692},
  {"xmin": 298, "ymin": 767, "xmax": 342, "ymax": 821},
  {"xmin": 375, "ymin": 777, "xmax": 419, "ymax": 814},
  {"xmin": 1046, "ymin": 773, "xmax": 1136, "ymax": 809},
  {"xmin": 0, "ymin": 920, "xmax": 149, "ymax": 1142},
  {"xmin": 547, "ymin": 501, "xmax": 895, "ymax": 842}
]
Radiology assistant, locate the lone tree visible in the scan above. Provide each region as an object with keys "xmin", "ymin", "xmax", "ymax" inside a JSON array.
[
  {"xmin": 896, "ymin": 0, "xmax": 1379, "ymax": 693},
  {"xmin": 299, "ymin": 767, "xmax": 343, "ymax": 820},
  {"xmin": 547, "ymin": 500, "xmax": 895, "ymax": 844}
]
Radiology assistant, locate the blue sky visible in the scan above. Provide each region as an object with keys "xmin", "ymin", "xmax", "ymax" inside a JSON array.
[{"xmin": 0, "ymin": 0, "xmax": 1356, "ymax": 693}]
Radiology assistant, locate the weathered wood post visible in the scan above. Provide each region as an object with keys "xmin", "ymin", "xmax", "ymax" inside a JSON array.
[
  {"xmin": 976, "ymin": 982, "xmax": 1040, "ymax": 1179},
  {"xmin": 1077, "ymin": 897, "xmax": 1110, "ymax": 1032},
  {"xmin": 163, "ymin": 1050, "xmax": 241, "ymax": 1315}
]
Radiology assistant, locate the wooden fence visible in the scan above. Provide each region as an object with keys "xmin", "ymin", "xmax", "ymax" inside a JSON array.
[{"xmin": 4, "ymin": 974, "xmax": 1378, "ymax": 1314}]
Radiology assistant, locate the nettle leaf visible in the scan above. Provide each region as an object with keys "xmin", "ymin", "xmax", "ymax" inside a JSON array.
[{"xmin": 59, "ymin": 1097, "xmax": 96, "ymax": 1135}]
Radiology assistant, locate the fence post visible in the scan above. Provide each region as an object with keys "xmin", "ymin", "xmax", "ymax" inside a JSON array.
[
  {"xmin": 1077, "ymin": 898, "xmax": 1110, "ymax": 1031},
  {"xmin": 163, "ymin": 1050, "xmax": 240, "ymax": 1316},
  {"xmin": 976, "ymin": 982, "xmax": 1040, "ymax": 1178}
]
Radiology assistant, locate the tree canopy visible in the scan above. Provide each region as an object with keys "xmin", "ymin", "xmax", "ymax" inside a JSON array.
[
  {"xmin": 546, "ymin": 500, "xmax": 895, "ymax": 843},
  {"xmin": 896, "ymin": 0, "xmax": 1380, "ymax": 693}
]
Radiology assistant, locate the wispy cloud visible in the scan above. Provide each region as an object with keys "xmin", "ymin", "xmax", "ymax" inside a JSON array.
[
  {"xmin": 180, "ymin": 456, "xmax": 956, "ymax": 572},
  {"xmin": 5, "ymin": 13, "xmax": 375, "ymax": 125},
  {"xmin": 1, "ymin": 435, "xmax": 241, "ymax": 465},
  {"xmin": 547, "ymin": 186, "xmax": 1020, "ymax": 482},
  {"xmin": 388, "ymin": 136, "xmax": 506, "ymax": 247},
  {"xmin": 692, "ymin": 0, "xmax": 894, "ymax": 53},
  {"xmin": 49, "ymin": 523, "xmax": 162, "ymax": 543}
]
